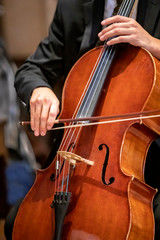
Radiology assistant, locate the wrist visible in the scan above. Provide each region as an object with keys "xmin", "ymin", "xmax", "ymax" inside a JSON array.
[{"xmin": 146, "ymin": 37, "xmax": 160, "ymax": 60}]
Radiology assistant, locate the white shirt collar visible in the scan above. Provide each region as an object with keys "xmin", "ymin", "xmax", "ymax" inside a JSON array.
[
  {"xmin": 103, "ymin": 0, "xmax": 138, "ymax": 20},
  {"xmin": 103, "ymin": 0, "xmax": 117, "ymax": 19}
]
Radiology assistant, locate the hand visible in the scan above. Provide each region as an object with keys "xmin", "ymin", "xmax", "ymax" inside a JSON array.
[
  {"xmin": 30, "ymin": 87, "xmax": 60, "ymax": 136},
  {"xmin": 98, "ymin": 15, "xmax": 160, "ymax": 57}
]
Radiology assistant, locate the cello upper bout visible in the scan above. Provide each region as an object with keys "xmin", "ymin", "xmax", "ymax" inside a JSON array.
[{"xmin": 143, "ymin": 50, "xmax": 160, "ymax": 134}]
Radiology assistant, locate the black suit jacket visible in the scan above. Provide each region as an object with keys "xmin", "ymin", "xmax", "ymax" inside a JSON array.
[{"xmin": 15, "ymin": 0, "xmax": 160, "ymax": 106}]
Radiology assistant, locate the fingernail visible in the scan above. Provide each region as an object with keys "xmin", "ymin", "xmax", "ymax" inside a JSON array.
[
  {"xmin": 35, "ymin": 131, "xmax": 39, "ymax": 136},
  {"xmin": 100, "ymin": 36, "xmax": 104, "ymax": 41},
  {"xmin": 41, "ymin": 132, "xmax": 46, "ymax": 136}
]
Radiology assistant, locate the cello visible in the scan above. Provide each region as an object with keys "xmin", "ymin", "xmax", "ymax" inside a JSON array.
[{"xmin": 13, "ymin": 0, "xmax": 160, "ymax": 239}]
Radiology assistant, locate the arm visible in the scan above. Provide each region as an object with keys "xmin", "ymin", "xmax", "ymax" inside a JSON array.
[
  {"xmin": 98, "ymin": 15, "xmax": 160, "ymax": 60},
  {"xmin": 15, "ymin": 0, "xmax": 64, "ymax": 136}
]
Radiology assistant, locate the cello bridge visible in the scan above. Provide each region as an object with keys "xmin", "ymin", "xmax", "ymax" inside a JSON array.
[{"xmin": 57, "ymin": 151, "xmax": 94, "ymax": 166}]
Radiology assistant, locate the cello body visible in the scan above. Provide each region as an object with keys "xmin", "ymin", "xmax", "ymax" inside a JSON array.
[{"xmin": 13, "ymin": 45, "xmax": 160, "ymax": 240}]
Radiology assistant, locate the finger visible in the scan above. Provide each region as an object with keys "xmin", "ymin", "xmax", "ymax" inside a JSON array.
[
  {"xmin": 101, "ymin": 15, "xmax": 130, "ymax": 26},
  {"xmin": 98, "ymin": 22, "xmax": 132, "ymax": 41},
  {"xmin": 34, "ymin": 98, "xmax": 43, "ymax": 136},
  {"xmin": 47, "ymin": 103, "xmax": 59, "ymax": 130},
  {"xmin": 106, "ymin": 35, "xmax": 131, "ymax": 45},
  {"xmin": 40, "ymin": 97, "xmax": 51, "ymax": 136},
  {"xmin": 30, "ymin": 100, "xmax": 36, "ymax": 131},
  {"xmin": 100, "ymin": 22, "xmax": 130, "ymax": 34}
]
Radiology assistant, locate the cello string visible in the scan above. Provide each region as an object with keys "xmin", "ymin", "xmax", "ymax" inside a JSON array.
[
  {"xmin": 59, "ymin": 0, "xmax": 136, "ymax": 195},
  {"xmin": 57, "ymin": 1, "xmax": 133, "ymax": 140},
  {"xmin": 55, "ymin": 0, "xmax": 136, "ymax": 194},
  {"xmin": 76, "ymin": 46, "xmax": 115, "ymax": 117},
  {"xmin": 54, "ymin": 0, "xmax": 126, "ymax": 191},
  {"xmin": 62, "ymin": 50, "xmax": 116, "ymax": 193},
  {"xmin": 53, "ymin": 57, "xmax": 103, "ymax": 192},
  {"xmin": 65, "ymin": 124, "xmax": 86, "ymax": 193},
  {"xmin": 54, "ymin": 36, "xmax": 109, "ymax": 193},
  {"xmin": 73, "ymin": 42, "xmax": 113, "ymax": 118},
  {"xmin": 64, "ymin": 44, "xmax": 117, "ymax": 192},
  {"xmin": 56, "ymin": 43, "xmax": 105, "ymax": 134},
  {"xmin": 117, "ymin": 0, "xmax": 135, "ymax": 17},
  {"xmin": 68, "ymin": 3, "xmax": 129, "ymax": 119},
  {"xmin": 76, "ymin": 0, "xmax": 135, "ymax": 118},
  {"xmin": 52, "ymin": 1, "xmax": 140, "ymax": 193},
  {"xmin": 80, "ymin": 0, "xmax": 135, "ymax": 118},
  {"xmin": 70, "ymin": 45, "xmax": 105, "ymax": 119}
]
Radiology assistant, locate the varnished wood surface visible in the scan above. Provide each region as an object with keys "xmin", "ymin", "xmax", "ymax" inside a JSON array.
[{"xmin": 13, "ymin": 45, "xmax": 159, "ymax": 240}]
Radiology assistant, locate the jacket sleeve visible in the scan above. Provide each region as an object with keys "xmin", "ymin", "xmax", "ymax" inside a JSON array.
[{"xmin": 14, "ymin": 0, "xmax": 65, "ymax": 107}]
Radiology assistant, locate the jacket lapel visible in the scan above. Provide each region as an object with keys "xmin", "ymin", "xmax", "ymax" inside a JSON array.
[
  {"xmin": 89, "ymin": 0, "xmax": 105, "ymax": 47},
  {"xmin": 79, "ymin": 0, "xmax": 105, "ymax": 56},
  {"xmin": 138, "ymin": 0, "xmax": 160, "ymax": 37},
  {"xmin": 136, "ymin": 0, "xmax": 149, "ymax": 26},
  {"xmin": 144, "ymin": 0, "xmax": 160, "ymax": 35},
  {"xmin": 79, "ymin": 0, "xmax": 94, "ymax": 56}
]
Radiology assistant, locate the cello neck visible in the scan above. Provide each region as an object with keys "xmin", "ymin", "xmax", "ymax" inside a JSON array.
[
  {"xmin": 76, "ymin": 0, "xmax": 137, "ymax": 119},
  {"xmin": 118, "ymin": 0, "xmax": 137, "ymax": 17}
]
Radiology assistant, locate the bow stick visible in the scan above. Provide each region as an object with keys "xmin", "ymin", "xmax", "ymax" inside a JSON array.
[{"xmin": 19, "ymin": 109, "xmax": 160, "ymax": 130}]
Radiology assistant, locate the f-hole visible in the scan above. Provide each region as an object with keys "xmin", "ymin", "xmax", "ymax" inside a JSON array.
[{"xmin": 99, "ymin": 144, "xmax": 115, "ymax": 185}]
